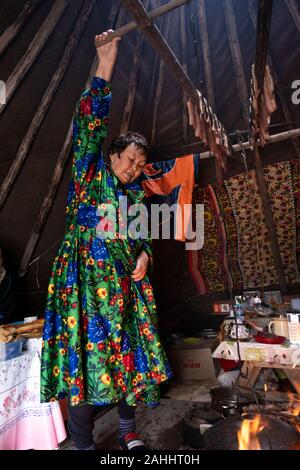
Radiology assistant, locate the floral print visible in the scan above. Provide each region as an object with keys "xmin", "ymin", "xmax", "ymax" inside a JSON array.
[
  {"xmin": 41, "ymin": 77, "xmax": 172, "ymax": 407},
  {"xmin": 189, "ymin": 160, "xmax": 300, "ymax": 293}
]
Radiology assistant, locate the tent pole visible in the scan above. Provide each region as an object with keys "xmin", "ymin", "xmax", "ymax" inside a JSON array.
[
  {"xmin": 197, "ymin": 0, "xmax": 216, "ymax": 109},
  {"xmin": 251, "ymin": 0, "xmax": 287, "ymax": 293},
  {"xmin": 18, "ymin": 1, "xmax": 124, "ymax": 277},
  {"xmin": 248, "ymin": 0, "xmax": 300, "ymax": 159},
  {"xmin": 253, "ymin": 145, "xmax": 287, "ymax": 293},
  {"xmin": 223, "ymin": 0, "xmax": 249, "ymax": 126},
  {"xmin": 95, "ymin": 0, "xmax": 190, "ymax": 47},
  {"xmin": 0, "ymin": 0, "xmax": 95, "ymax": 213},
  {"xmin": 0, "ymin": 0, "xmax": 70, "ymax": 115},
  {"xmin": 0, "ymin": 0, "xmax": 42, "ymax": 57}
]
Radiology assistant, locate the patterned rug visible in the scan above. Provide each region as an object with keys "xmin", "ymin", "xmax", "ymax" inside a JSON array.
[{"xmin": 188, "ymin": 160, "xmax": 300, "ymax": 294}]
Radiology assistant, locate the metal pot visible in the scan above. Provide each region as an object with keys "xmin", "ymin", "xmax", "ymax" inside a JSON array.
[
  {"xmin": 210, "ymin": 386, "xmax": 255, "ymax": 418},
  {"xmin": 182, "ymin": 407, "xmax": 223, "ymax": 449}
]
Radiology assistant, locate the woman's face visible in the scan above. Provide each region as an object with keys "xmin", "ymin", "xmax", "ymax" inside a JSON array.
[{"xmin": 110, "ymin": 143, "xmax": 147, "ymax": 184}]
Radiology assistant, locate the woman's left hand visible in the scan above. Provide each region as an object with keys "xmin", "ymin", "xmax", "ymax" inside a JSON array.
[{"xmin": 131, "ymin": 251, "xmax": 149, "ymax": 281}]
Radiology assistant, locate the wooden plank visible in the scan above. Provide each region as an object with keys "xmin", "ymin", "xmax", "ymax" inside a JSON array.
[
  {"xmin": 197, "ymin": 0, "xmax": 216, "ymax": 109},
  {"xmin": 284, "ymin": 369, "xmax": 300, "ymax": 394},
  {"xmin": 0, "ymin": 0, "xmax": 70, "ymax": 115},
  {"xmin": 0, "ymin": 0, "xmax": 95, "ymax": 213},
  {"xmin": 248, "ymin": 0, "xmax": 300, "ymax": 159},
  {"xmin": 18, "ymin": 1, "xmax": 122, "ymax": 276},
  {"xmin": 285, "ymin": 0, "xmax": 300, "ymax": 34},
  {"xmin": 238, "ymin": 363, "xmax": 262, "ymax": 388},
  {"xmin": 0, "ymin": 0, "xmax": 42, "ymax": 57},
  {"xmin": 223, "ymin": 0, "xmax": 249, "ymax": 126},
  {"xmin": 94, "ymin": 0, "xmax": 190, "ymax": 47},
  {"xmin": 249, "ymin": 361, "xmax": 300, "ymax": 371}
]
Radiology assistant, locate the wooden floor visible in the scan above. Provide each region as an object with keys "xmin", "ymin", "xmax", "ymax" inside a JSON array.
[{"xmin": 60, "ymin": 380, "xmax": 216, "ymax": 450}]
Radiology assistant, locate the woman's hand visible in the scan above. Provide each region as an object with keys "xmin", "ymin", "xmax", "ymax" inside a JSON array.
[
  {"xmin": 131, "ymin": 251, "xmax": 149, "ymax": 282},
  {"xmin": 95, "ymin": 30, "xmax": 121, "ymax": 82}
]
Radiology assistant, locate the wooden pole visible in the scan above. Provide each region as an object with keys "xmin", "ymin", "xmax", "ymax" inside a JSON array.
[
  {"xmin": 223, "ymin": 0, "xmax": 249, "ymax": 126},
  {"xmin": 95, "ymin": 0, "xmax": 190, "ymax": 47},
  {"xmin": 197, "ymin": 0, "xmax": 216, "ymax": 109},
  {"xmin": 151, "ymin": 9, "xmax": 173, "ymax": 144},
  {"xmin": 248, "ymin": 0, "xmax": 300, "ymax": 159},
  {"xmin": 252, "ymin": 0, "xmax": 287, "ymax": 292},
  {"xmin": 0, "ymin": 0, "xmax": 70, "ymax": 115},
  {"xmin": 0, "ymin": 0, "xmax": 95, "ymax": 212},
  {"xmin": 120, "ymin": 0, "xmax": 201, "ymax": 105},
  {"xmin": 179, "ymin": 2, "xmax": 188, "ymax": 144},
  {"xmin": 186, "ymin": 127, "xmax": 300, "ymax": 159},
  {"xmin": 0, "ymin": 0, "xmax": 42, "ymax": 57},
  {"xmin": 18, "ymin": 1, "xmax": 123, "ymax": 277},
  {"xmin": 253, "ymin": 146, "xmax": 287, "ymax": 293}
]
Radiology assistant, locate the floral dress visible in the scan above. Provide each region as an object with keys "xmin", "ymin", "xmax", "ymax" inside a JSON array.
[{"xmin": 40, "ymin": 77, "xmax": 172, "ymax": 407}]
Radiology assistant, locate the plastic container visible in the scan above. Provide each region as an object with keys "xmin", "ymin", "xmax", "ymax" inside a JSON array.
[{"xmin": 0, "ymin": 340, "xmax": 23, "ymax": 361}]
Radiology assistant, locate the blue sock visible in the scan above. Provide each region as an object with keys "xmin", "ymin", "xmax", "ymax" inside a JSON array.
[{"xmin": 119, "ymin": 417, "xmax": 136, "ymax": 439}]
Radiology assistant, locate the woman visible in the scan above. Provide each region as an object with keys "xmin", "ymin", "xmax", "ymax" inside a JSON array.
[{"xmin": 41, "ymin": 31, "xmax": 172, "ymax": 450}]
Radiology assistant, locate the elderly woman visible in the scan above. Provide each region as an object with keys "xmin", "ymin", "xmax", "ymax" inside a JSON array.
[{"xmin": 40, "ymin": 31, "xmax": 172, "ymax": 451}]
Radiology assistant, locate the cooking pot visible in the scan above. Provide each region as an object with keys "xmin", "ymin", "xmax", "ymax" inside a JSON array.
[
  {"xmin": 182, "ymin": 406, "xmax": 223, "ymax": 449},
  {"xmin": 211, "ymin": 386, "xmax": 255, "ymax": 418}
]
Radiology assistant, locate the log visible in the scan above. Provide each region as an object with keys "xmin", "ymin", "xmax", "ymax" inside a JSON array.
[
  {"xmin": 197, "ymin": 0, "xmax": 216, "ymax": 109},
  {"xmin": 0, "ymin": 0, "xmax": 42, "ymax": 57},
  {"xmin": 0, "ymin": 0, "xmax": 95, "ymax": 212},
  {"xmin": 223, "ymin": 0, "xmax": 249, "ymax": 126},
  {"xmin": 0, "ymin": 0, "xmax": 70, "ymax": 115},
  {"xmin": 18, "ymin": 1, "xmax": 123, "ymax": 276},
  {"xmin": 94, "ymin": 0, "xmax": 190, "ymax": 47}
]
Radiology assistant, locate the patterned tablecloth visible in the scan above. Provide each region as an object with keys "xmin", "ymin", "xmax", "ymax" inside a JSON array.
[
  {"xmin": 0, "ymin": 339, "xmax": 67, "ymax": 450},
  {"xmin": 212, "ymin": 340, "xmax": 300, "ymax": 366}
]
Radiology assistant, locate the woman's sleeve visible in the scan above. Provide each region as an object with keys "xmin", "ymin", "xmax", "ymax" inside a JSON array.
[{"xmin": 71, "ymin": 77, "xmax": 112, "ymax": 187}]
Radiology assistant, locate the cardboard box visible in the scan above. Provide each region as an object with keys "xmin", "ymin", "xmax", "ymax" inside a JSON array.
[{"xmin": 167, "ymin": 338, "xmax": 219, "ymax": 381}]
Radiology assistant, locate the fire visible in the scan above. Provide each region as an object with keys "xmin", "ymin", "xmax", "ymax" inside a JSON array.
[
  {"xmin": 237, "ymin": 415, "xmax": 266, "ymax": 450},
  {"xmin": 264, "ymin": 383, "xmax": 268, "ymax": 393},
  {"xmin": 286, "ymin": 392, "xmax": 300, "ymax": 433}
]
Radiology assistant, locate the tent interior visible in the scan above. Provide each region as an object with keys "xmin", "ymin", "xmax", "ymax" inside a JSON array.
[
  {"xmin": 1, "ymin": 0, "xmax": 300, "ymax": 334},
  {"xmin": 1, "ymin": 0, "xmax": 300, "ymax": 452}
]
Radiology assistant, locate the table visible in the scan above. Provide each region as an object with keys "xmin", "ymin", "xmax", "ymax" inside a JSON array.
[
  {"xmin": 212, "ymin": 340, "xmax": 300, "ymax": 394},
  {"xmin": 0, "ymin": 339, "xmax": 67, "ymax": 450}
]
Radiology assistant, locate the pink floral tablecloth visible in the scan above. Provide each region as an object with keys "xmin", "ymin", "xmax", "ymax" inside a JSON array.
[{"xmin": 0, "ymin": 339, "xmax": 67, "ymax": 450}]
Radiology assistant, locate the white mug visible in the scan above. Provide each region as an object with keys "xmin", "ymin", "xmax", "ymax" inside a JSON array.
[{"xmin": 268, "ymin": 316, "xmax": 289, "ymax": 339}]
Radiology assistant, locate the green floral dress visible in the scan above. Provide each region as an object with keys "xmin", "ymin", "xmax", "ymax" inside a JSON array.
[{"xmin": 40, "ymin": 77, "xmax": 172, "ymax": 407}]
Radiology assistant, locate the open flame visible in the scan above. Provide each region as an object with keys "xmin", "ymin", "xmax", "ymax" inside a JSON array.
[
  {"xmin": 237, "ymin": 415, "xmax": 266, "ymax": 450},
  {"xmin": 287, "ymin": 392, "xmax": 300, "ymax": 433}
]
